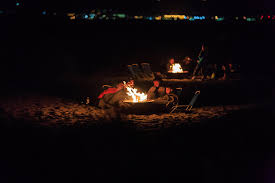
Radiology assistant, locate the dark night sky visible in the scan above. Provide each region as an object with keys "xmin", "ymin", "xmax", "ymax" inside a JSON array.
[
  {"xmin": 0, "ymin": 1, "xmax": 273, "ymax": 17},
  {"xmin": 4, "ymin": 0, "xmax": 273, "ymax": 14}
]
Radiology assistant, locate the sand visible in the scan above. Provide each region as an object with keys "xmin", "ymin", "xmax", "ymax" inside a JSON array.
[{"xmin": 0, "ymin": 95, "xmax": 259, "ymax": 130}]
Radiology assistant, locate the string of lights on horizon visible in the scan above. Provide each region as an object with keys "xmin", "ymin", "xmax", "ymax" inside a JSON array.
[
  {"xmin": 42, "ymin": 9, "xmax": 275, "ymax": 22},
  {"xmin": 8, "ymin": 2, "xmax": 275, "ymax": 22},
  {"xmin": 65, "ymin": 12, "xmax": 274, "ymax": 22}
]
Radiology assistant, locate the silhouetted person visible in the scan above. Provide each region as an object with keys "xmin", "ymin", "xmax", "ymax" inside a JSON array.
[
  {"xmin": 147, "ymin": 79, "xmax": 165, "ymax": 100},
  {"xmin": 154, "ymin": 87, "xmax": 178, "ymax": 105},
  {"xmin": 166, "ymin": 58, "xmax": 175, "ymax": 72},
  {"xmin": 182, "ymin": 56, "xmax": 196, "ymax": 76}
]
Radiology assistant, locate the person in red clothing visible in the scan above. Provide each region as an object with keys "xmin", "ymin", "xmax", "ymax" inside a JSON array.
[
  {"xmin": 98, "ymin": 83, "xmax": 124, "ymax": 99},
  {"xmin": 98, "ymin": 83, "xmax": 125, "ymax": 109}
]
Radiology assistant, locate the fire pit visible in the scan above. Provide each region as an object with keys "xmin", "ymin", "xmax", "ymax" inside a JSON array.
[
  {"xmin": 167, "ymin": 63, "xmax": 189, "ymax": 79},
  {"xmin": 122, "ymin": 81, "xmax": 166, "ymax": 114},
  {"xmin": 168, "ymin": 63, "xmax": 184, "ymax": 73},
  {"xmin": 123, "ymin": 100, "xmax": 154, "ymax": 104}
]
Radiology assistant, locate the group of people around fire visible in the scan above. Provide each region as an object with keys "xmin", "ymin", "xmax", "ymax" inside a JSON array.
[
  {"xmin": 97, "ymin": 43, "xmax": 239, "ymax": 110},
  {"xmin": 97, "ymin": 78, "xmax": 177, "ymax": 109},
  {"xmin": 166, "ymin": 44, "xmax": 238, "ymax": 80}
]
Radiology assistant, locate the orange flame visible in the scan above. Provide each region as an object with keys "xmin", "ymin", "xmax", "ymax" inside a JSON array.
[
  {"xmin": 170, "ymin": 63, "xmax": 184, "ymax": 73},
  {"xmin": 123, "ymin": 81, "xmax": 147, "ymax": 102}
]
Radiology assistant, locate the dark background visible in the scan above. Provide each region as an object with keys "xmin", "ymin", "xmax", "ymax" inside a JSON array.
[
  {"xmin": 4, "ymin": 0, "xmax": 275, "ymax": 14},
  {"xmin": 1, "ymin": 2, "xmax": 274, "ymax": 182},
  {"xmin": 3, "ymin": 14, "xmax": 273, "ymax": 89}
]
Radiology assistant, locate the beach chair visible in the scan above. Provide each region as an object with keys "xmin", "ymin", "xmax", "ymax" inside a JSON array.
[
  {"xmin": 169, "ymin": 90, "xmax": 201, "ymax": 113},
  {"xmin": 131, "ymin": 64, "xmax": 147, "ymax": 80},
  {"xmin": 141, "ymin": 63, "xmax": 155, "ymax": 80},
  {"xmin": 127, "ymin": 65, "xmax": 139, "ymax": 79}
]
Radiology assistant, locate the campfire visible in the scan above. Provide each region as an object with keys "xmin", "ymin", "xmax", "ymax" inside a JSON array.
[
  {"xmin": 123, "ymin": 81, "xmax": 148, "ymax": 103},
  {"xmin": 169, "ymin": 63, "xmax": 184, "ymax": 73}
]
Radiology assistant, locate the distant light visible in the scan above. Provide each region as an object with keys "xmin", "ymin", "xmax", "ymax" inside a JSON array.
[
  {"xmin": 155, "ymin": 16, "xmax": 161, "ymax": 20},
  {"xmin": 268, "ymin": 16, "xmax": 270, "ymax": 19},
  {"xmin": 113, "ymin": 14, "xmax": 126, "ymax": 18},
  {"xmin": 134, "ymin": 16, "xmax": 143, "ymax": 19},
  {"xmin": 84, "ymin": 15, "xmax": 88, "ymax": 19},
  {"xmin": 163, "ymin": 15, "xmax": 185, "ymax": 20},
  {"xmin": 194, "ymin": 16, "xmax": 204, "ymax": 20},
  {"xmin": 260, "ymin": 15, "xmax": 263, "ymax": 20},
  {"xmin": 16, "ymin": 2, "xmax": 20, "ymax": 6},
  {"xmin": 67, "ymin": 13, "xmax": 76, "ymax": 20},
  {"xmin": 67, "ymin": 13, "xmax": 75, "ymax": 17},
  {"xmin": 99, "ymin": 14, "xmax": 106, "ymax": 19},
  {"xmin": 235, "ymin": 17, "xmax": 239, "ymax": 20},
  {"xmin": 215, "ymin": 16, "xmax": 224, "ymax": 21},
  {"xmin": 189, "ymin": 16, "xmax": 194, "ymax": 21},
  {"xmin": 42, "ymin": 11, "xmax": 46, "ymax": 15},
  {"xmin": 246, "ymin": 17, "xmax": 256, "ymax": 22},
  {"xmin": 89, "ymin": 14, "xmax": 96, "ymax": 19}
]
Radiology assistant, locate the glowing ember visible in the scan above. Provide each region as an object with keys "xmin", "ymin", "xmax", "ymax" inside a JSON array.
[
  {"xmin": 123, "ymin": 81, "xmax": 147, "ymax": 103},
  {"xmin": 170, "ymin": 63, "xmax": 184, "ymax": 73}
]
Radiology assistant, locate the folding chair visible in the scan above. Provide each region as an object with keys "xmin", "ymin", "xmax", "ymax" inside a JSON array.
[
  {"xmin": 127, "ymin": 65, "xmax": 139, "ymax": 79},
  {"xmin": 141, "ymin": 63, "xmax": 155, "ymax": 80},
  {"xmin": 169, "ymin": 90, "xmax": 201, "ymax": 113},
  {"xmin": 131, "ymin": 64, "xmax": 147, "ymax": 80}
]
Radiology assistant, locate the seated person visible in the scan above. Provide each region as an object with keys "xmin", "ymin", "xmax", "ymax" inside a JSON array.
[
  {"xmin": 182, "ymin": 56, "xmax": 196, "ymax": 75},
  {"xmin": 166, "ymin": 57, "xmax": 175, "ymax": 72},
  {"xmin": 213, "ymin": 64, "xmax": 227, "ymax": 80},
  {"xmin": 98, "ymin": 83, "xmax": 124, "ymax": 99},
  {"xmin": 147, "ymin": 79, "xmax": 166, "ymax": 100},
  {"xmin": 98, "ymin": 83, "xmax": 129, "ymax": 109},
  {"xmin": 154, "ymin": 87, "xmax": 178, "ymax": 105},
  {"xmin": 220, "ymin": 64, "xmax": 230, "ymax": 80}
]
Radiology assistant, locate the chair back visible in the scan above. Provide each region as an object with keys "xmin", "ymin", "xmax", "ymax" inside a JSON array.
[
  {"xmin": 132, "ymin": 64, "xmax": 145, "ymax": 79},
  {"xmin": 141, "ymin": 63, "xmax": 155, "ymax": 79},
  {"xmin": 127, "ymin": 65, "xmax": 139, "ymax": 79}
]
